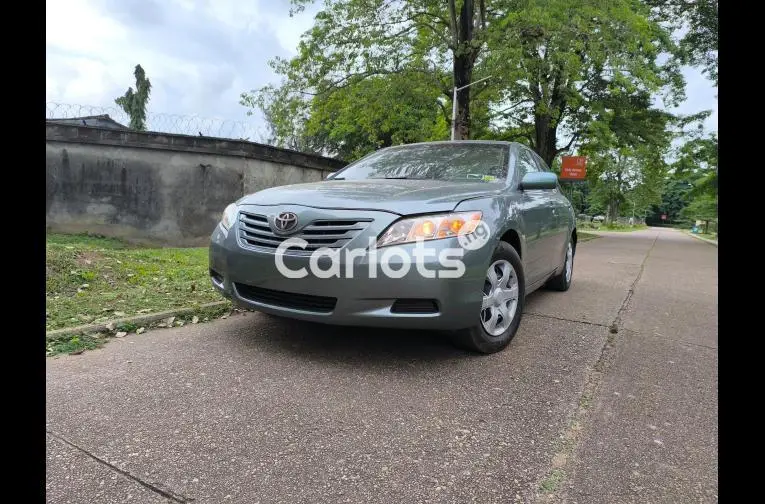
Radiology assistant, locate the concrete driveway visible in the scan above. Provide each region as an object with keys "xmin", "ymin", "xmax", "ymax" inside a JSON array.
[{"xmin": 46, "ymin": 227, "xmax": 718, "ymax": 503}]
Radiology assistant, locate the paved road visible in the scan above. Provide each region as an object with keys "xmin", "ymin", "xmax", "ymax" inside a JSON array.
[{"xmin": 46, "ymin": 228, "xmax": 718, "ymax": 503}]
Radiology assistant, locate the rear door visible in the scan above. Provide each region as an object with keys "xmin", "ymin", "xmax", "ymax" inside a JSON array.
[{"xmin": 514, "ymin": 146, "xmax": 557, "ymax": 286}]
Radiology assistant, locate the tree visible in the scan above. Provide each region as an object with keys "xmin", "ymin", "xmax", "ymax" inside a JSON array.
[
  {"xmin": 304, "ymin": 73, "xmax": 448, "ymax": 160},
  {"xmin": 579, "ymin": 89, "xmax": 673, "ymax": 224},
  {"xmin": 673, "ymin": 132, "xmax": 718, "ymax": 231},
  {"xmin": 585, "ymin": 146, "xmax": 666, "ymax": 224},
  {"xmin": 646, "ymin": 0, "xmax": 717, "ymax": 85},
  {"xmin": 651, "ymin": 174, "xmax": 692, "ymax": 224},
  {"xmin": 115, "ymin": 65, "xmax": 152, "ymax": 131},
  {"xmin": 247, "ymin": 72, "xmax": 449, "ymax": 160},
  {"xmin": 488, "ymin": 0, "xmax": 683, "ymax": 167},
  {"xmin": 681, "ymin": 194, "xmax": 716, "ymax": 233},
  {"xmin": 242, "ymin": 0, "xmax": 493, "ymax": 145},
  {"xmin": 243, "ymin": 0, "xmax": 684, "ymax": 168}
]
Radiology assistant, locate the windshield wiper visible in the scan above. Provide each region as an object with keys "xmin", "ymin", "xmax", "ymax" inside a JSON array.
[{"xmin": 372, "ymin": 176, "xmax": 428, "ymax": 180}]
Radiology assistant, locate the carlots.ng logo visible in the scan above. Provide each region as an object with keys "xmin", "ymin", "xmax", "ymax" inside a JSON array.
[{"xmin": 274, "ymin": 219, "xmax": 493, "ymax": 280}]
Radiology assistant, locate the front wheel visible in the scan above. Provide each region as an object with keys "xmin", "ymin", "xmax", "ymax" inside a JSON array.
[{"xmin": 451, "ymin": 241, "xmax": 525, "ymax": 354}]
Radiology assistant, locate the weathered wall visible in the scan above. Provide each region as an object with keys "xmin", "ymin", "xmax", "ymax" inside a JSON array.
[{"xmin": 46, "ymin": 123, "xmax": 346, "ymax": 246}]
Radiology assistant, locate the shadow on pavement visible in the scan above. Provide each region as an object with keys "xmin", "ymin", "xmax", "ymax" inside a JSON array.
[
  {"xmin": 238, "ymin": 313, "xmax": 476, "ymax": 364},
  {"xmin": 228, "ymin": 289, "xmax": 559, "ymax": 366}
]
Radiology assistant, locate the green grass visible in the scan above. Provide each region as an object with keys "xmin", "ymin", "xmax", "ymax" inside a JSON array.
[
  {"xmin": 577, "ymin": 232, "xmax": 599, "ymax": 242},
  {"xmin": 46, "ymin": 233, "xmax": 224, "ymax": 332},
  {"xmin": 539, "ymin": 469, "xmax": 566, "ymax": 493},
  {"xmin": 577, "ymin": 221, "xmax": 647, "ymax": 232},
  {"xmin": 46, "ymin": 333, "xmax": 105, "ymax": 356},
  {"xmin": 600, "ymin": 223, "xmax": 647, "ymax": 232},
  {"xmin": 45, "ymin": 303, "xmax": 234, "ymax": 357},
  {"xmin": 692, "ymin": 232, "xmax": 717, "ymax": 241}
]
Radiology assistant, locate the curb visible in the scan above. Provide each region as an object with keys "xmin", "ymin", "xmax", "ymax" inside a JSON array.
[
  {"xmin": 46, "ymin": 301, "xmax": 231, "ymax": 340},
  {"xmin": 686, "ymin": 232, "xmax": 718, "ymax": 247}
]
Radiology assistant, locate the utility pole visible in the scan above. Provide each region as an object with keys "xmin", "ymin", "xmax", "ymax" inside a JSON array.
[{"xmin": 451, "ymin": 76, "xmax": 492, "ymax": 141}]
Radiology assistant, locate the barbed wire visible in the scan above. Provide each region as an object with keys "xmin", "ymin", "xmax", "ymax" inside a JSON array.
[{"xmin": 45, "ymin": 102, "xmax": 268, "ymax": 142}]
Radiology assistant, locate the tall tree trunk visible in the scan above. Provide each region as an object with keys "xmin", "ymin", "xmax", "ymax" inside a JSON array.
[
  {"xmin": 608, "ymin": 199, "xmax": 620, "ymax": 225},
  {"xmin": 453, "ymin": 53, "xmax": 473, "ymax": 140},
  {"xmin": 534, "ymin": 114, "xmax": 558, "ymax": 167},
  {"xmin": 448, "ymin": 0, "xmax": 479, "ymax": 140}
]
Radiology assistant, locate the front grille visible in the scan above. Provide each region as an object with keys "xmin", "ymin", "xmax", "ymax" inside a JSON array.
[
  {"xmin": 235, "ymin": 283, "xmax": 337, "ymax": 313},
  {"xmin": 390, "ymin": 299, "xmax": 440, "ymax": 314},
  {"xmin": 238, "ymin": 211, "xmax": 371, "ymax": 252}
]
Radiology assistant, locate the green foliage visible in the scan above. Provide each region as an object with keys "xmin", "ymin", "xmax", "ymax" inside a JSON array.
[
  {"xmin": 649, "ymin": 132, "xmax": 717, "ymax": 224},
  {"xmin": 646, "ymin": 0, "xmax": 717, "ymax": 85},
  {"xmin": 115, "ymin": 64, "xmax": 152, "ymax": 131},
  {"xmin": 681, "ymin": 193, "xmax": 716, "ymax": 222},
  {"xmin": 243, "ymin": 0, "xmax": 684, "ymax": 167},
  {"xmin": 578, "ymin": 88, "xmax": 673, "ymax": 223},
  {"xmin": 487, "ymin": 0, "xmax": 683, "ymax": 166},
  {"xmin": 304, "ymin": 73, "xmax": 449, "ymax": 161},
  {"xmin": 46, "ymin": 333, "xmax": 104, "ymax": 356}
]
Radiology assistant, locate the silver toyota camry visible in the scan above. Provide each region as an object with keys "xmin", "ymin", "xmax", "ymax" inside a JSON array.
[{"xmin": 209, "ymin": 141, "xmax": 576, "ymax": 353}]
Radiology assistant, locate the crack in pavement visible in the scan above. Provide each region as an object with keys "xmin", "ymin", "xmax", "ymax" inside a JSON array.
[
  {"xmin": 47, "ymin": 430, "xmax": 194, "ymax": 503},
  {"xmin": 532, "ymin": 233, "xmax": 660, "ymax": 504},
  {"xmin": 524, "ymin": 312, "xmax": 610, "ymax": 328},
  {"xmin": 627, "ymin": 329, "xmax": 719, "ymax": 352}
]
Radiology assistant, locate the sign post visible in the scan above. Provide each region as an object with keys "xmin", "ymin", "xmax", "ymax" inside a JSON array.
[
  {"xmin": 560, "ymin": 156, "xmax": 587, "ymax": 181},
  {"xmin": 559, "ymin": 156, "xmax": 587, "ymax": 214}
]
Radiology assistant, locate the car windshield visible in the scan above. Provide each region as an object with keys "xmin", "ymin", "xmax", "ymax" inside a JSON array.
[{"xmin": 335, "ymin": 143, "xmax": 509, "ymax": 182}]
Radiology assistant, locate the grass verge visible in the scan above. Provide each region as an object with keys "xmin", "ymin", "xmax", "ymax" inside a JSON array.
[
  {"xmin": 46, "ymin": 302, "xmax": 235, "ymax": 357},
  {"xmin": 577, "ymin": 222, "xmax": 647, "ymax": 232},
  {"xmin": 46, "ymin": 233, "xmax": 223, "ymax": 332},
  {"xmin": 692, "ymin": 232, "xmax": 717, "ymax": 242},
  {"xmin": 577, "ymin": 232, "xmax": 599, "ymax": 242}
]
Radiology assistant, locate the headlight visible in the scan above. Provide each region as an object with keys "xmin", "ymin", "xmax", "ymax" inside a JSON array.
[
  {"xmin": 220, "ymin": 203, "xmax": 239, "ymax": 230},
  {"xmin": 377, "ymin": 211, "xmax": 483, "ymax": 247}
]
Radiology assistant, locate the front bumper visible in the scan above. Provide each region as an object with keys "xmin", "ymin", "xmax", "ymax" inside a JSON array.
[{"xmin": 209, "ymin": 205, "xmax": 492, "ymax": 330}]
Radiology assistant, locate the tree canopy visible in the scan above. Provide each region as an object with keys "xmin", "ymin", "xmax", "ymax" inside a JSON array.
[
  {"xmin": 115, "ymin": 64, "xmax": 152, "ymax": 131},
  {"xmin": 242, "ymin": 0, "xmax": 685, "ymax": 167}
]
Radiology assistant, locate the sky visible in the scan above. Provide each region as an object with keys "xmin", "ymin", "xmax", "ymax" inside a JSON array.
[{"xmin": 46, "ymin": 0, "xmax": 718, "ymax": 141}]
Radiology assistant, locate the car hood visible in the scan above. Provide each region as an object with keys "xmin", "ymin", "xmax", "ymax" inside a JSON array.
[{"xmin": 238, "ymin": 179, "xmax": 505, "ymax": 215}]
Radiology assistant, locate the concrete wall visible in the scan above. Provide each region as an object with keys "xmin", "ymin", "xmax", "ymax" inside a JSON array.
[{"xmin": 46, "ymin": 123, "xmax": 346, "ymax": 246}]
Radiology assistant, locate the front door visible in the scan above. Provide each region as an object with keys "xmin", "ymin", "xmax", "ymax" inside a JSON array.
[
  {"xmin": 514, "ymin": 147, "xmax": 558, "ymax": 287},
  {"xmin": 529, "ymin": 150, "xmax": 569, "ymax": 272}
]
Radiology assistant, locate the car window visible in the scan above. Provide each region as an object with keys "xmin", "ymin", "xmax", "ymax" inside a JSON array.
[
  {"xmin": 530, "ymin": 151, "xmax": 550, "ymax": 172},
  {"xmin": 515, "ymin": 148, "xmax": 539, "ymax": 180}
]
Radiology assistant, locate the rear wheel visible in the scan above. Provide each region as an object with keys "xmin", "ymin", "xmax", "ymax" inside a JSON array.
[
  {"xmin": 451, "ymin": 242, "xmax": 525, "ymax": 354},
  {"xmin": 546, "ymin": 235, "xmax": 574, "ymax": 291}
]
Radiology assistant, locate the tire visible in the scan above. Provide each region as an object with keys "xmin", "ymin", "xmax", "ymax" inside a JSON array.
[
  {"xmin": 451, "ymin": 241, "xmax": 526, "ymax": 354},
  {"xmin": 546, "ymin": 234, "xmax": 575, "ymax": 292}
]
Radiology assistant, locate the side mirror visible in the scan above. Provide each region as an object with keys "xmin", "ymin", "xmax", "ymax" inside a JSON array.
[
  {"xmin": 326, "ymin": 172, "xmax": 337, "ymax": 180},
  {"xmin": 519, "ymin": 172, "xmax": 557, "ymax": 191}
]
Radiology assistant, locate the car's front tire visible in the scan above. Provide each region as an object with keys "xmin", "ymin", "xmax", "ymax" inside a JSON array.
[{"xmin": 451, "ymin": 241, "xmax": 525, "ymax": 354}]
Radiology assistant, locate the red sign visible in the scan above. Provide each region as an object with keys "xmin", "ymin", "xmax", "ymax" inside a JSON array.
[
  {"xmin": 661, "ymin": 214, "xmax": 667, "ymax": 220},
  {"xmin": 560, "ymin": 156, "xmax": 587, "ymax": 180}
]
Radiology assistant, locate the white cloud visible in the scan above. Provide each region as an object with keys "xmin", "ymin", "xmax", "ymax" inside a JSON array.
[
  {"xmin": 675, "ymin": 66, "xmax": 718, "ymax": 133},
  {"xmin": 45, "ymin": 0, "xmax": 314, "ymax": 138},
  {"xmin": 46, "ymin": 0, "xmax": 717, "ymax": 142}
]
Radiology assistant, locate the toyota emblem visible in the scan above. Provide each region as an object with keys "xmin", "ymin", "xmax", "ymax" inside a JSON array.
[{"xmin": 273, "ymin": 211, "xmax": 298, "ymax": 233}]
